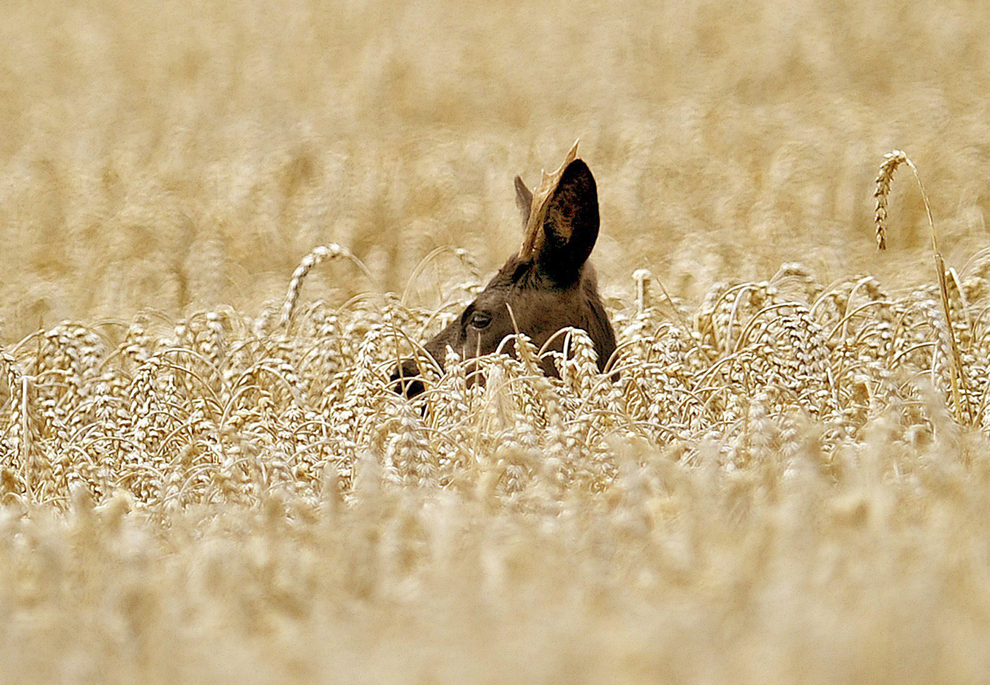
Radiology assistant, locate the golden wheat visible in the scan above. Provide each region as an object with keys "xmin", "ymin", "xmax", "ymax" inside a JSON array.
[
  {"xmin": 1, "ymin": 261, "xmax": 989, "ymax": 681},
  {"xmin": 3, "ymin": 0, "xmax": 990, "ymax": 681}
]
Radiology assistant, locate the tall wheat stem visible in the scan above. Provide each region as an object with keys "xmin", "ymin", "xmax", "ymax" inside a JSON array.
[{"xmin": 874, "ymin": 150, "xmax": 969, "ymax": 424}]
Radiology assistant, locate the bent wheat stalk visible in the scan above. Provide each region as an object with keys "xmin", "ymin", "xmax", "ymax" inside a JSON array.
[{"xmin": 874, "ymin": 150, "xmax": 970, "ymax": 424}]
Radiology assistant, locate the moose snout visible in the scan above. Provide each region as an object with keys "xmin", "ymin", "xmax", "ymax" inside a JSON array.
[{"xmin": 390, "ymin": 358, "xmax": 427, "ymax": 399}]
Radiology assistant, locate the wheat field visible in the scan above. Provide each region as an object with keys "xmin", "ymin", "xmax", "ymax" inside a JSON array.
[{"xmin": 3, "ymin": 1, "xmax": 990, "ymax": 682}]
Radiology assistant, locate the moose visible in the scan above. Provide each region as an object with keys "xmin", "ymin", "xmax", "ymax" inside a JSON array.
[{"xmin": 392, "ymin": 142, "xmax": 616, "ymax": 398}]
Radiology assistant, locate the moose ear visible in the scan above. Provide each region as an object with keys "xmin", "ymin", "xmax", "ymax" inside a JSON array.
[
  {"xmin": 535, "ymin": 159, "xmax": 599, "ymax": 282},
  {"xmin": 514, "ymin": 175, "xmax": 533, "ymax": 227}
]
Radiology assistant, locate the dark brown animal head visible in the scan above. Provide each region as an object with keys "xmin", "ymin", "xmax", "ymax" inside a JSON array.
[{"xmin": 392, "ymin": 142, "xmax": 616, "ymax": 398}]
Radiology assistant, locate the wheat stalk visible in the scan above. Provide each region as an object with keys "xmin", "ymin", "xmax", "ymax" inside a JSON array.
[{"xmin": 872, "ymin": 150, "xmax": 970, "ymax": 424}]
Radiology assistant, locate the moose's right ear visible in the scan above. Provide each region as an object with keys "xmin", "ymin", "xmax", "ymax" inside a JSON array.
[
  {"xmin": 535, "ymin": 159, "xmax": 599, "ymax": 283},
  {"xmin": 514, "ymin": 175, "xmax": 533, "ymax": 227}
]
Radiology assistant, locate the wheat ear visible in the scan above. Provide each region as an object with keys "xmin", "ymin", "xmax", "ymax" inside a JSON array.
[
  {"xmin": 873, "ymin": 150, "xmax": 907, "ymax": 251},
  {"xmin": 279, "ymin": 244, "xmax": 376, "ymax": 326}
]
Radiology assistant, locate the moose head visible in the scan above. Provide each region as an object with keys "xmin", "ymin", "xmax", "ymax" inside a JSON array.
[{"xmin": 392, "ymin": 142, "xmax": 616, "ymax": 398}]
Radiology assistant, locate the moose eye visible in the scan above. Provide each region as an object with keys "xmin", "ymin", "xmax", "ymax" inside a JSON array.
[{"xmin": 469, "ymin": 311, "xmax": 492, "ymax": 330}]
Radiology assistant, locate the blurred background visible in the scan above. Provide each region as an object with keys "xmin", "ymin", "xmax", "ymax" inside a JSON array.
[{"xmin": 2, "ymin": 0, "xmax": 988, "ymax": 340}]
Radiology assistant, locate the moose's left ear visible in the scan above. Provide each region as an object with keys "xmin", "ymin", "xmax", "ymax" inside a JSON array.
[
  {"xmin": 536, "ymin": 159, "xmax": 599, "ymax": 282},
  {"xmin": 514, "ymin": 175, "xmax": 533, "ymax": 227}
]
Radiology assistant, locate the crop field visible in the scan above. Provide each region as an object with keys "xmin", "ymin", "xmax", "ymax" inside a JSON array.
[{"xmin": 3, "ymin": 0, "xmax": 990, "ymax": 682}]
